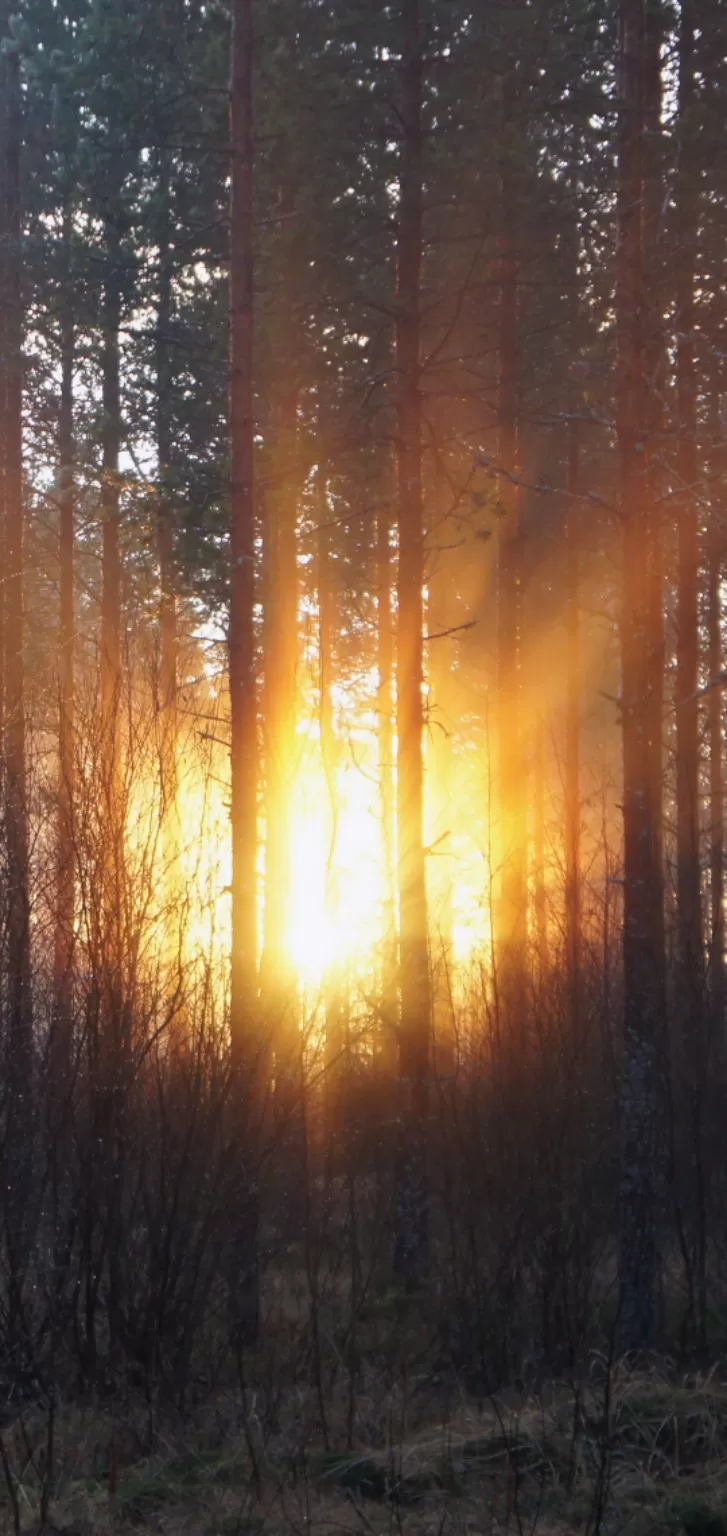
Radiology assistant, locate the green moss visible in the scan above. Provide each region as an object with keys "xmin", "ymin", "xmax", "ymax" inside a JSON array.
[{"xmin": 314, "ymin": 1451, "xmax": 388, "ymax": 1501}]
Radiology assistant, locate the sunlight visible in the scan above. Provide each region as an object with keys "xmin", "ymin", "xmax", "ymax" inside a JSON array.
[{"xmin": 287, "ymin": 714, "xmax": 385, "ymax": 989}]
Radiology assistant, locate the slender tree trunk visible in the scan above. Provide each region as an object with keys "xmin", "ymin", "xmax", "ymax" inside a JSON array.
[
  {"xmin": 393, "ymin": 0, "xmax": 430, "ymax": 1285},
  {"xmin": 317, "ymin": 471, "xmax": 346, "ymax": 1100},
  {"xmin": 427, "ymin": 475, "xmax": 455, "ymax": 1073},
  {"xmin": 54, "ymin": 200, "xmax": 75, "ymax": 1088},
  {"xmin": 643, "ymin": 0, "xmax": 667, "ymax": 1046},
  {"xmin": 674, "ymin": 0, "xmax": 710, "ymax": 1351},
  {"xmin": 565, "ymin": 416, "xmax": 581, "ymax": 1018},
  {"xmin": 0, "ymin": 15, "xmax": 5, "ymax": 779},
  {"xmin": 561, "ymin": 151, "xmax": 582, "ymax": 1005},
  {"xmin": 533, "ymin": 710, "xmax": 547, "ymax": 975},
  {"xmin": 229, "ymin": 0, "xmax": 258, "ymax": 1047},
  {"xmin": 100, "ymin": 215, "xmax": 122, "ymax": 800},
  {"xmin": 3, "ymin": 23, "xmax": 32, "ymax": 1264},
  {"xmin": 496, "ymin": 70, "xmax": 527, "ymax": 998},
  {"xmin": 377, "ymin": 494, "xmax": 398, "ymax": 1066},
  {"xmin": 97, "ymin": 208, "xmax": 129, "ymax": 1371},
  {"xmin": 617, "ymin": 0, "xmax": 665, "ymax": 1353},
  {"xmin": 675, "ymin": 0, "xmax": 704, "ymax": 1045},
  {"xmin": 261, "ymin": 372, "xmax": 298, "ymax": 1035},
  {"xmin": 707, "ymin": 476, "xmax": 724, "ymax": 1039},
  {"xmin": 229, "ymin": 0, "xmax": 260, "ymax": 1347},
  {"xmin": 703, "ymin": 0, "xmax": 726, "ymax": 1053},
  {"xmin": 156, "ymin": 155, "xmax": 180, "ymax": 933}
]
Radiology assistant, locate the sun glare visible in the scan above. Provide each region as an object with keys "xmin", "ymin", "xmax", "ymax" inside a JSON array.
[
  {"xmin": 127, "ymin": 652, "xmax": 500, "ymax": 1021},
  {"xmin": 287, "ymin": 712, "xmax": 385, "ymax": 990}
]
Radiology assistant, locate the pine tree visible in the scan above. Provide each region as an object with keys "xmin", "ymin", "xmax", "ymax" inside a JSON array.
[
  {"xmin": 617, "ymin": 0, "xmax": 665, "ymax": 1353},
  {"xmin": 394, "ymin": 0, "xmax": 430, "ymax": 1285},
  {"xmin": 2, "ymin": 4, "xmax": 33, "ymax": 1272}
]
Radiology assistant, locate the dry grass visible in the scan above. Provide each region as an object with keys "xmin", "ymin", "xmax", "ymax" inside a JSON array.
[{"xmin": 2, "ymin": 1364, "xmax": 727, "ymax": 1536}]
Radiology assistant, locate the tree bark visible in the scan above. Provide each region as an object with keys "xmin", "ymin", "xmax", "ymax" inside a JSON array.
[
  {"xmin": 642, "ymin": 0, "xmax": 667, "ymax": 1049},
  {"xmin": 617, "ymin": 0, "xmax": 665, "ymax": 1354},
  {"xmin": 427, "ymin": 461, "xmax": 455, "ymax": 1073},
  {"xmin": 703, "ymin": 0, "xmax": 727, "ymax": 1053},
  {"xmin": 377, "ymin": 493, "xmax": 398, "ymax": 1067},
  {"xmin": 496, "ymin": 68, "xmax": 527, "ymax": 997},
  {"xmin": 317, "ymin": 469, "xmax": 347, "ymax": 1106},
  {"xmin": 675, "ymin": 0, "xmax": 704, "ymax": 1046},
  {"xmin": 156, "ymin": 153, "xmax": 180, "ymax": 926},
  {"xmin": 3, "ymin": 22, "xmax": 32, "ymax": 1248},
  {"xmin": 54, "ymin": 197, "xmax": 75, "ymax": 1089},
  {"xmin": 100, "ymin": 212, "xmax": 122, "ymax": 796},
  {"xmin": 533, "ymin": 710, "xmax": 547, "ymax": 976},
  {"xmin": 707, "ymin": 470, "xmax": 725, "ymax": 1039},
  {"xmin": 260, "ymin": 366, "xmax": 298, "ymax": 1039},
  {"xmin": 229, "ymin": 0, "xmax": 258, "ymax": 1049},
  {"xmin": 565, "ymin": 416, "xmax": 581, "ymax": 1018},
  {"xmin": 393, "ymin": 0, "xmax": 430, "ymax": 1286},
  {"xmin": 228, "ymin": 0, "xmax": 260, "ymax": 1348}
]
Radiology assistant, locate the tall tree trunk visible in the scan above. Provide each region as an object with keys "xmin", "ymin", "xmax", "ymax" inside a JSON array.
[
  {"xmin": 229, "ymin": 0, "xmax": 258, "ymax": 1047},
  {"xmin": 3, "ymin": 21, "xmax": 32, "ymax": 1267},
  {"xmin": 617, "ymin": 0, "xmax": 665, "ymax": 1353},
  {"xmin": 565, "ymin": 415, "xmax": 581, "ymax": 1018},
  {"xmin": 317, "ymin": 470, "xmax": 346, "ymax": 1102},
  {"xmin": 393, "ymin": 0, "xmax": 430, "ymax": 1285},
  {"xmin": 156, "ymin": 155, "xmax": 180, "ymax": 928},
  {"xmin": 427, "ymin": 470, "xmax": 455, "ymax": 1074},
  {"xmin": 533, "ymin": 710, "xmax": 547, "ymax": 975},
  {"xmin": 98, "ymin": 207, "xmax": 129, "ymax": 1372},
  {"xmin": 563, "ymin": 137, "xmax": 583, "ymax": 1022},
  {"xmin": 54, "ymin": 198, "xmax": 75, "ymax": 1089},
  {"xmin": 675, "ymin": 0, "xmax": 710, "ymax": 1351},
  {"xmin": 100, "ymin": 215, "xmax": 122, "ymax": 809},
  {"xmin": 703, "ymin": 0, "xmax": 727, "ymax": 1052},
  {"xmin": 0, "ymin": 12, "xmax": 5, "ymax": 780},
  {"xmin": 377, "ymin": 493, "xmax": 398, "ymax": 1066},
  {"xmin": 642, "ymin": 0, "xmax": 667, "ymax": 1049},
  {"xmin": 261, "ymin": 370, "xmax": 298, "ymax": 1037},
  {"xmin": 228, "ymin": 0, "xmax": 260, "ymax": 1346},
  {"xmin": 707, "ymin": 467, "xmax": 724, "ymax": 1040},
  {"xmin": 675, "ymin": 0, "xmax": 704, "ymax": 1046},
  {"xmin": 496, "ymin": 69, "xmax": 527, "ymax": 997}
]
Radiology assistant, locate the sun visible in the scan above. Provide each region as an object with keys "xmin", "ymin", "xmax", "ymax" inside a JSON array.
[{"xmin": 286, "ymin": 713, "xmax": 385, "ymax": 991}]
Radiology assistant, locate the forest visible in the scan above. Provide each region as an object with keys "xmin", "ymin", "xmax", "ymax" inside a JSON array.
[{"xmin": 0, "ymin": 0, "xmax": 726, "ymax": 1532}]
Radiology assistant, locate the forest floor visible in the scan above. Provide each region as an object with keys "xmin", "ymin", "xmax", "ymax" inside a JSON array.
[{"xmin": 2, "ymin": 1362, "xmax": 727, "ymax": 1536}]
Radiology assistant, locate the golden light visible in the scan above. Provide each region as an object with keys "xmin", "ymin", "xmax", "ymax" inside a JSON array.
[
  {"xmin": 286, "ymin": 696, "xmax": 387, "ymax": 992},
  {"xmin": 116, "ymin": 627, "xmax": 515, "ymax": 1026}
]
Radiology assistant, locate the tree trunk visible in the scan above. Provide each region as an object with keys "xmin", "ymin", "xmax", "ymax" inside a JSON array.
[
  {"xmin": 533, "ymin": 710, "xmax": 547, "ymax": 976},
  {"xmin": 675, "ymin": 0, "xmax": 704, "ymax": 1047},
  {"xmin": 156, "ymin": 153, "xmax": 180, "ymax": 948},
  {"xmin": 642, "ymin": 0, "xmax": 667, "ymax": 1052},
  {"xmin": 703, "ymin": 0, "xmax": 726, "ymax": 1054},
  {"xmin": 3, "ymin": 21, "xmax": 32, "ymax": 1266},
  {"xmin": 707, "ymin": 467, "xmax": 724, "ymax": 1040},
  {"xmin": 261, "ymin": 369, "xmax": 298, "ymax": 1039},
  {"xmin": 317, "ymin": 470, "xmax": 346, "ymax": 1105},
  {"xmin": 565, "ymin": 416, "xmax": 581, "ymax": 1019},
  {"xmin": 427, "ymin": 464, "xmax": 455, "ymax": 1074},
  {"xmin": 228, "ymin": 0, "xmax": 260, "ymax": 1347},
  {"xmin": 229, "ymin": 0, "xmax": 258, "ymax": 1048},
  {"xmin": 54, "ymin": 198, "xmax": 75, "ymax": 1091},
  {"xmin": 100, "ymin": 212, "xmax": 122, "ymax": 797},
  {"xmin": 496, "ymin": 69, "xmax": 527, "ymax": 999},
  {"xmin": 617, "ymin": 0, "xmax": 665, "ymax": 1354},
  {"xmin": 377, "ymin": 493, "xmax": 398, "ymax": 1067},
  {"xmin": 0, "ymin": 14, "xmax": 5, "ymax": 779},
  {"xmin": 393, "ymin": 0, "xmax": 430, "ymax": 1285}
]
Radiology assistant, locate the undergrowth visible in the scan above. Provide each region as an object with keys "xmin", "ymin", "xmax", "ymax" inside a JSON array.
[{"xmin": 2, "ymin": 1361, "xmax": 727, "ymax": 1535}]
